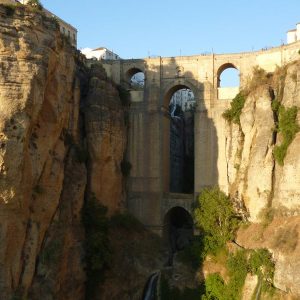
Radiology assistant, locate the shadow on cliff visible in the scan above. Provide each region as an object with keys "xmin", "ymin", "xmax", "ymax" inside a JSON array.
[{"xmin": 123, "ymin": 55, "xmax": 219, "ymax": 296}]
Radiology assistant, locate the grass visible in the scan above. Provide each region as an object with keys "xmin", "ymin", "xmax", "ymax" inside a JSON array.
[
  {"xmin": 222, "ymin": 92, "xmax": 246, "ymax": 124},
  {"xmin": 273, "ymin": 105, "xmax": 299, "ymax": 165}
]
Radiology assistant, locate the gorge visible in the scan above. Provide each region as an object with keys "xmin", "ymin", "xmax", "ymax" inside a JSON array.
[{"xmin": 0, "ymin": 2, "xmax": 299, "ymax": 300}]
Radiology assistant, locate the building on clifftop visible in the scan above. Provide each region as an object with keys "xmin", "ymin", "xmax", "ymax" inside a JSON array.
[{"xmin": 287, "ymin": 22, "xmax": 300, "ymax": 44}]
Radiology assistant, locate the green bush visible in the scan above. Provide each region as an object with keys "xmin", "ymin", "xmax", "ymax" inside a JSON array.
[
  {"xmin": 82, "ymin": 195, "xmax": 111, "ymax": 298},
  {"xmin": 202, "ymin": 273, "xmax": 226, "ymax": 300},
  {"xmin": 222, "ymin": 92, "xmax": 246, "ymax": 124},
  {"xmin": 226, "ymin": 250, "xmax": 248, "ymax": 299},
  {"xmin": 117, "ymin": 85, "xmax": 131, "ymax": 106},
  {"xmin": 110, "ymin": 212, "xmax": 144, "ymax": 231},
  {"xmin": 202, "ymin": 248, "xmax": 274, "ymax": 300},
  {"xmin": 194, "ymin": 187, "xmax": 240, "ymax": 255},
  {"xmin": 120, "ymin": 159, "xmax": 132, "ymax": 176},
  {"xmin": 273, "ymin": 105, "xmax": 299, "ymax": 165},
  {"xmin": 27, "ymin": 0, "xmax": 43, "ymax": 10},
  {"xmin": 3, "ymin": 4, "xmax": 16, "ymax": 16},
  {"xmin": 160, "ymin": 274, "xmax": 203, "ymax": 300},
  {"xmin": 177, "ymin": 235, "xmax": 205, "ymax": 269}
]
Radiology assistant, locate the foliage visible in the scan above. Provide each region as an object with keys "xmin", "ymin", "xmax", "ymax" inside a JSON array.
[
  {"xmin": 27, "ymin": 0, "xmax": 43, "ymax": 10},
  {"xmin": 110, "ymin": 212, "xmax": 144, "ymax": 231},
  {"xmin": 273, "ymin": 105, "xmax": 299, "ymax": 165},
  {"xmin": 194, "ymin": 187, "xmax": 240, "ymax": 255},
  {"xmin": 222, "ymin": 92, "xmax": 246, "ymax": 124},
  {"xmin": 40, "ymin": 239, "xmax": 63, "ymax": 265},
  {"xmin": 117, "ymin": 85, "xmax": 131, "ymax": 106},
  {"xmin": 120, "ymin": 159, "xmax": 132, "ymax": 176},
  {"xmin": 245, "ymin": 66, "xmax": 272, "ymax": 93},
  {"xmin": 82, "ymin": 195, "xmax": 111, "ymax": 299},
  {"xmin": 226, "ymin": 250, "xmax": 248, "ymax": 299},
  {"xmin": 177, "ymin": 235, "xmax": 205, "ymax": 269},
  {"xmin": 160, "ymin": 274, "xmax": 204, "ymax": 300},
  {"xmin": 3, "ymin": 4, "xmax": 16, "ymax": 16},
  {"xmin": 202, "ymin": 273, "xmax": 226, "ymax": 300},
  {"xmin": 202, "ymin": 248, "xmax": 274, "ymax": 300}
]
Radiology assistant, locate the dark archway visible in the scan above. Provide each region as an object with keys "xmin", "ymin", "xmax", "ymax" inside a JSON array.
[
  {"xmin": 163, "ymin": 206, "xmax": 194, "ymax": 253},
  {"xmin": 163, "ymin": 85, "xmax": 195, "ymax": 194},
  {"xmin": 125, "ymin": 68, "xmax": 145, "ymax": 89}
]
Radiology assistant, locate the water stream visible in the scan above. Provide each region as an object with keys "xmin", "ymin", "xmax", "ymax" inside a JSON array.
[{"xmin": 142, "ymin": 272, "xmax": 160, "ymax": 300}]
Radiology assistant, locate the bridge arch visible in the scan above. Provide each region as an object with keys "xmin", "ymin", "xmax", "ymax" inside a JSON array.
[
  {"xmin": 217, "ymin": 63, "xmax": 240, "ymax": 99},
  {"xmin": 162, "ymin": 82, "xmax": 196, "ymax": 194},
  {"xmin": 163, "ymin": 206, "xmax": 194, "ymax": 251},
  {"xmin": 125, "ymin": 67, "xmax": 145, "ymax": 88}
]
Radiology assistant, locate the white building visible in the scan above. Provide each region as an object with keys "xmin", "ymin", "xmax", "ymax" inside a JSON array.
[
  {"xmin": 287, "ymin": 22, "xmax": 300, "ymax": 44},
  {"xmin": 81, "ymin": 47, "xmax": 120, "ymax": 60}
]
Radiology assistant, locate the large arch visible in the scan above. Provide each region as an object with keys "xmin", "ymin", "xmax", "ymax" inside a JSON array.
[
  {"xmin": 163, "ymin": 206, "xmax": 194, "ymax": 252},
  {"xmin": 162, "ymin": 83, "xmax": 195, "ymax": 194}
]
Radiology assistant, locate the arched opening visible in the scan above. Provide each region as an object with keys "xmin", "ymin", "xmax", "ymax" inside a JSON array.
[
  {"xmin": 163, "ymin": 206, "xmax": 193, "ymax": 253},
  {"xmin": 163, "ymin": 85, "xmax": 195, "ymax": 194},
  {"xmin": 126, "ymin": 68, "xmax": 145, "ymax": 89},
  {"xmin": 217, "ymin": 63, "xmax": 240, "ymax": 99}
]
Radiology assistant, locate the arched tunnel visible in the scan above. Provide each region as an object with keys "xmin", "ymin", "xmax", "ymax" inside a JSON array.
[{"xmin": 163, "ymin": 206, "xmax": 194, "ymax": 253}]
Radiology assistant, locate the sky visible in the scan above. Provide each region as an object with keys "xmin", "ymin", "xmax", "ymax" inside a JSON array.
[{"xmin": 41, "ymin": 0, "xmax": 299, "ymax": 59}]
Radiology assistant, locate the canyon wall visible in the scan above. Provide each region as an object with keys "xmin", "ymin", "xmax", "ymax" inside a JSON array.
[
  {"xmin": 224, "ymin": 62, "xmax": 300, "ymax": 297},
  {"xmin": 0, "ymin": 5, "xmax": 127, "ymax": 299}
]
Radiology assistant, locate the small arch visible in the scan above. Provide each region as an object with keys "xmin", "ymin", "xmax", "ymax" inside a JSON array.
[
  {"xmin": 217, "ymin": 63, "xmax": 240, "ymax": 87},
  {"xmin": 125, "ymin": 67, "xmax": 145, "ymax": 89},
  {"xmin": 163, "ymin": 206, "xmax": 194, "ymax": 252},
  {"xmin": 217, "ymin": 63, "xmax": 240, "ymax": 99}
]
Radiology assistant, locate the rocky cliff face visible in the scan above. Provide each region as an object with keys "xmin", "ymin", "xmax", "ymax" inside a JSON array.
[
  {"xmin": 85, "ymin": 64, "xmax": 127, "ymax": 215},
  {"xmin": 0, "ymin": 5, "xmax": 127, "ymax": 299},
  {"xmin": 224, "ymin": 61, "xmax": 300, "ymax": 297}
]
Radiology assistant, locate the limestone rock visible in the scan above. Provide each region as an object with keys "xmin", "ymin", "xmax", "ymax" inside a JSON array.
[
  {"xmin": 85, "ymin": 64, "xmax": 127, "ymax": 215},
  {"xmin": 0, "ymin": 7, "xmax": 86, "ymax": 299},
  {"xmin": 236, "ymin": 217, "xmax": 300, "ymax": 297}
]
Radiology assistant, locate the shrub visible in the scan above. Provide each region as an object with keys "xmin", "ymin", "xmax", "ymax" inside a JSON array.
[
  {"xmin": 226, "ymin": 250, "xmax": 248, "ymax": 299},
  {"xmin": 110, "ymin": 212, "xmax": 144, "ymax": 231},
  {"xmin": 273, "ymin": 105, "xmax": 299, "ymax": 165},
  {"xmin": 194, "ymin": 187, "xmax": 240, "ymax": 255},
  {"xmin": 222, "ymin": 92, "xmax": 246, "ymax": 124},
  {"xmin": 177, "ymin": 235, "xmax": 205, "ymax": 269},
  {"xmin": 117, "ymin": 85, "xmax": 131, "ymax": 106},
  {"xmin": 3, "ymin": 4, "xmax": 16, "ymax": 16},
  {"xmin": 160, "ymin": 274, "xmax": 203, "ymax": 300},
  {"xmin": 27, "ymin": 0, "xmax": 43, "ymax": 10},
  {"xmin": 202, "ymin": 248, "xmax": 274, "ymax": 300},
  {"xmin": 121, "ymin": 159, "xmax": 132, "ymax": 176},
  {"xmin": 40, "ymin": 239, "xmax": 63, "ymax": 265},
  {"xmin": 82, "ymin": 195, "xmax": 111, "ymax": 298},
  {"xmin": 202, "ymin": 273, "xmax": 226, "ymax": 300}
]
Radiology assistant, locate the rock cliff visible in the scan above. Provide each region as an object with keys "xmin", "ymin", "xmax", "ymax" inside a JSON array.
[
  {"xmin": 0, "ymin": 5, "xmax": 127, "ymax": 299},
  {"xmin": 224, "ymin": 62, "xmax": 300, "ymax": 297}
]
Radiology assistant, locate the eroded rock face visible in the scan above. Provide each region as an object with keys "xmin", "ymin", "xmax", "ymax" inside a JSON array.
[
  {"xmin": 85, "ymin": 64, "xmax": 127, "ymax": 215},
  {"xmin": 225, "ymin": 61, "xmax": 300, "ymax": 297},
  {"xmin": 225, "ymin": 86, "xmax": 275, "ymax": 222},
  {"xmin": 0, "ymin": 7, "xmax": 87, "ymax": 299},
  {"xmin": 237, "ymin": 217, "xmax": 300, "ymax": 297}
]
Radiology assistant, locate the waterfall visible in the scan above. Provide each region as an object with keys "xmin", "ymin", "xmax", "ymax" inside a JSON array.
[{"xmin": 142, "ymin": 272, "xmax": 160, "ymax": 300}]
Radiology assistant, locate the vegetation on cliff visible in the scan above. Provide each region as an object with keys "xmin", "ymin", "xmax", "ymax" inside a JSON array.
[
  {"xmin": 222, "ymin": 92, "xmax": 246, "ymax": 124},
  {"xmin": 273, "ymin": 104, "xmax": 299, "ymax": 165}
]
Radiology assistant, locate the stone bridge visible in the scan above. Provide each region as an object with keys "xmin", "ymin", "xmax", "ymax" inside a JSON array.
[{"xmin": 102, "ymin": 41, "xmax": 300, "ymax": 234}]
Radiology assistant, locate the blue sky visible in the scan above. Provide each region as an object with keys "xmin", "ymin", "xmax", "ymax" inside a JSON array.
[{"xmin": 42, "ymin": 0, "xmax": 299, "ymax": 59}]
